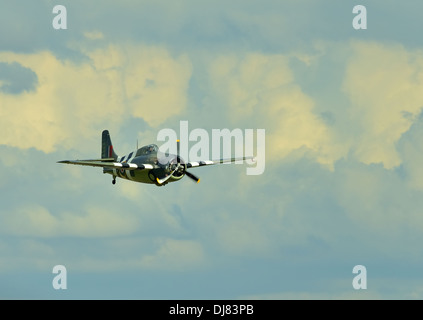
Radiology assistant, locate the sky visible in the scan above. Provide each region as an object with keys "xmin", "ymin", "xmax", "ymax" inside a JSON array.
[{"xmin": 1, "ymin": 0, "xmax": 423, "ymax": 300}]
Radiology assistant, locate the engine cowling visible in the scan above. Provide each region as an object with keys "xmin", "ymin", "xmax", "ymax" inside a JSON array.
[{"xmin": 166, "ymin": 156, "xmax": 186, "ymax": 181}]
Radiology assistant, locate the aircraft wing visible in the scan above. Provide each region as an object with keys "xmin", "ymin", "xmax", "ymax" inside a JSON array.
[
  {"xmin": 57, "ymin": 159, "xmax": 156, "ymax": 170},
  {"xmin": 186, "ymin": 156, "xmax": 255, "ymax": 168}
]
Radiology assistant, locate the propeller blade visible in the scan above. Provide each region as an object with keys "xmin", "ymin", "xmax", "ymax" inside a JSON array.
[
  {"xmin": 185, "ymin": 170, "xmax": 200, "ymax": 184},
  {"xmin": 177, "ymin": 139, "xmax": 180, "ymax": 164}
]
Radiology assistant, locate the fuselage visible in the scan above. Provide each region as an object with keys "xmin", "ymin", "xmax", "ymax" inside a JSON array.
[{"xmin": 104, "ymin": 144, "xmax": 184, "ymax": 186}]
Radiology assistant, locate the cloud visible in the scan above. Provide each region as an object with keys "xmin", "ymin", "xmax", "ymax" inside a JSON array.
[
  {"xmin": 240, "ymin": 276, "xmax": 423, "ymax": 300},
  {"xmin": 84, "ymin": 44, "xmax": 192, "ymax": 127},
  {"xmin": 0, "ymin": 44, "xmax": 192, "ymax": 153},
  {"xmin": 206, "ymin": 41, "xmax": 423, "ymax": 173},
  {"xmin": 208, "ymin": 41, "xmax": 423, "ymax": 177},
  {"xmin": 342, "ymin": 41, "xmax": 423, "ymax": 169},
  {"xmin": 139, "ymin": 238, "xmax": 205, "ymax": 271},
  {"xmin": 0, "ymin": 238, "xmax": 56, "ymax": 272},
  {"xmin": 397, "ymin": 113, "xmax": 423, "ymax": 190},
  {"xmin": 208, "ymin": 53, "xmax": 344, "ymax": 169},
  {"xmin": 83, "ymin": 31, "xmax": 104, "ymax": 40},
  {"xmin": 0, "ymin": 204, "xmax": 140, "ymax": 237},
  {"xmin": 215, "ymin": 213, "xmax": 272, "ymax": 256},
  {"xmin": 115, "ymin": 179, "xmax": 188, "ymax": 236},
  {"xmin": 241, "ymin": 290, "xmax": 382, "ymax": 300},
  {"xmin": 0, "ymin": 236, "xmax": 204, "ymax": 273}
]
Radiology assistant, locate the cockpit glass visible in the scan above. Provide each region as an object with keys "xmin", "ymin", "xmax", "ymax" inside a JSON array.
[
  {"xmin": 135, "ymin": 144, "xmax": 158, "ymax": 156},
  {"xmin": 146, "ymin": 144, "xmax": 158, "ymax": 153}
]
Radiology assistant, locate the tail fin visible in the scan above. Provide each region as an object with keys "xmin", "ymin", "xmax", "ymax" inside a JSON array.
[{"xmin": 101, "ymin": 130, "xmax": 118, "ymax": 160}]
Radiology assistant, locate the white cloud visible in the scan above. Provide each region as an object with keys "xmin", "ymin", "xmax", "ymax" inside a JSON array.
[
  {"xmin": 208, "ymin": 52, "xmax": 344, "ymax": 169},
  {"xmin": 342, "ymin": 41, "xmax": 423, "ymax": 169},
  {"xmin": 206, "ymin": 42, "xmax": 423, "ymax": 172},
  {"xmin": 0, "ymin": 45, "xmax": 192, "ymax": 153}
]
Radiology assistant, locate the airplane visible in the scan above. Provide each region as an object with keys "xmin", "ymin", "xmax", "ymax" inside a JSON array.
[{"xmin": 58, "ymin": 130, "xmax": 255, "ymax": 186}]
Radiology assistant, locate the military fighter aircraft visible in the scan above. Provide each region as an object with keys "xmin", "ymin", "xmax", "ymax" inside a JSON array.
[{"xmin": 58, "ymin": 130, "xmax": 254, "ymax": 186}]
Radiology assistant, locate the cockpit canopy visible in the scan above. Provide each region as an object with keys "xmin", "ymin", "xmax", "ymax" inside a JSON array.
[{"xmin": 135, "ymin": 144, "xmax": 158, "ymax": 157}]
